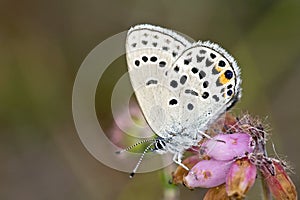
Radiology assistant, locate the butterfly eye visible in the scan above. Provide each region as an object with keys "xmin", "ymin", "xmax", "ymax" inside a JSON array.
[{"xmin": 155, "ymin": 140, "xmax": 166, "ymax": 150}]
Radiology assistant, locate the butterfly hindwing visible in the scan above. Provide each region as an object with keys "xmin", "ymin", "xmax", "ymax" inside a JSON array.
[{"xmin": 165, "ymin": 42, "xmax": 241, "ymax": 134}]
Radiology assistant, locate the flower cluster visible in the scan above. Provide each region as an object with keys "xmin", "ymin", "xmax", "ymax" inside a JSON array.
[
  {"xmin": 110, "ymin": 102, "xmax": 297, "ymax": 199},
  {"xmin": 171, "ymin": 114, "xmax": 297, "ymax": 200}
]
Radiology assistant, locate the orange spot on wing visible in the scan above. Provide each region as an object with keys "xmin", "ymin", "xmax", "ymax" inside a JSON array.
[
  {"xmin": 219, "ymin": 73, "xmax": 230, "ymax": 85},
  {"xmin": 215, "ymin": 66, "xmax": 223, "ymax": 72}
]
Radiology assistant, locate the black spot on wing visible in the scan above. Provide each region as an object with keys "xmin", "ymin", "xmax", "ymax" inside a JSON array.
[
  {"xmin": 180, "ymin": 75, "xmax": 187, "ymax": 85},
  {"xmin": 210, "ymin": 53, "xmax": 216, "ymax": 59},
  {"xmin": 174, "ymin": 65, "xmax": 179, "ymax": 72},
  {"xmin": 150, "ymin": 56, "xmax": 157, "ymax": 62},
  {"xmin": 224, "ymin": 70, "xmax": 233, "ymax": 79},
  {"xmin": 218, "ymin": 60, "xmax": 226, "ymax": 67},
  {"xmin": 185, "ymin": 89, "xmax": 199, "ymax": 96},
  {"xmin": 199, "ymin": 70, "xmax": 206, "ymax": 79},
  {"xmin": 212, "ymin": 95, "xmax": 219, "ymax": 102},
  {"xmin": 162, "ymin": 46, "xmax": 169, "ymax": 51},
  {"xmin": 169, "ymin": 99, "xmax": 178, "ymax": 105},
  {"xmin": 191, "ymin": 67, "xmax": 198, "ymax": 74},
  {"xmin": 216, "ymin": 78, "xmax": 223, "ymax": 86},
  {"xmin": 212, "ymin": 67, "xmax": 220, "ymax": 75},
  {"xmin": 159, "ymin": 61, "xmax": 166, "ymax": 67},
  {"xmin": 142, "ymin": 56, "xmax": 148, "ymax": 62},
  {"xmin": 205, "ymin": 58, "xmax": 214, "ymax": 67},
  {"xmin": 134, "ymin": 60, "xmax": 140, "ymax": 66},
  {"xmin": 170, "ymin": 80, "xmax": 178, "ymax": 88},
  {"xmin": 227, "ymin": 84, "xmax": 233, "ymax": 89},
  {"xmin": 146, "ymin": 80, "xmax": 158, "ymax": 86},
  {"xmin": 187, "ymin": 103, "xmax": 194, "ymax": 110},
  {"xmin": 202, "ymin": 92, "xmax": 209, "ymax": 99},
  {"xmin": 227, "ymin": 90, "xmax": 233, "ymax": 96},
  {"xmin": 196, "ymin": 55, "xmax": 205, "ymax": 63},
  {"xmin": 184, "ymin": 58, "xmax": 192, "ymax": 65},
  {"xmin": 200, "ymin": 49, "xmax": 206, "ymax": 54}
]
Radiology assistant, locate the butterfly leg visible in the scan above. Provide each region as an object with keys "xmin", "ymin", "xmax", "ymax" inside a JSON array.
[
  {"xmin": 173, "ymin": 153, "xmax": 189, "ymax": 171},
  {"xmin": 198, "ymin": 131, "xmax": 226, "ymax": 144},
  {"xmin": 198, "ymin": 130, "xmax": 213, "ymax": 139}
]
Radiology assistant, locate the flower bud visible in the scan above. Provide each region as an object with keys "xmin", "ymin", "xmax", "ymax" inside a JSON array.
[
  {"xmin": 261, "ymin": 160, "xmax": 297, "ymax": 200},
  {"xmin": 171, "ymin": 155, "xmax": 201, "ymax": 184},
  {"xmin": 203, "ymin": 184, "xmax": 230, "ymax": 200},
  {"xmin": 226, "ymin": 158, "xmax": 257, "ymax": 199},
  {"xmin": 183, "ymin": 159, "xmax": 232, "ymax": 189},
  {"xmin": 202, "ymin": 133, "xmax": 254, "ymax": 161}
]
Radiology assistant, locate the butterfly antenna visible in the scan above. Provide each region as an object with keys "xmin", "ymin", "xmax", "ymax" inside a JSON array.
[
  {"xmin": 115, "ymin": 138, "xmax": 155, "ymax": 154},
  {"xmin": 129, "ymin": 141, "xmax": 156, "ymax": 178}
]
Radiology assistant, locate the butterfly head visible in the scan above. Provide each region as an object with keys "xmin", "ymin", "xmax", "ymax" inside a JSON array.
[{"xmin": 153, "ymin": 138, "xmax": 168, "ymax": 154}]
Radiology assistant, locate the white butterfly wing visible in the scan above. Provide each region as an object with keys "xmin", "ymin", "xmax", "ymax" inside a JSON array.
[
  {"xmin": 126, "ymin": 24, "xmax": 193, "ymax": 137},
  {"xmin": 167, "ymin": 42, "xmax": 241, "ymax": 135}
]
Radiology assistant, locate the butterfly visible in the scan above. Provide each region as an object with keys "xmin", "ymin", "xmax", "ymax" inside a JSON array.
[{"xmin": 123, "ymin": 24, "xmax": 241, "ymax": 177}]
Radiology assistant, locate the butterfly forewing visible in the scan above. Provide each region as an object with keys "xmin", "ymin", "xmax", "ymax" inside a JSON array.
[{"xmin": 126, "ymin": 24, "xmax": 193, "ymax": 137}]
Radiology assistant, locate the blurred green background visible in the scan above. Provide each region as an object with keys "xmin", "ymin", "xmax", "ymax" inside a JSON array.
[{"xmin": 1, "ymin": 0, "xmax": 299, "ymax": 199}]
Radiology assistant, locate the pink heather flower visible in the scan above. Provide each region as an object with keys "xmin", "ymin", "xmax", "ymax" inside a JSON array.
[
  {"xmin": 183, "ymin": 133, "xmax": 255, "ymax": 190},
  {"xmin": 170, "ymin": 113, "xmax": 297, "ymax": 199},
  {"xmin": 226, "ymin": 157, "xmax": 257, "ymax": 199},
  {"xmin": 171, "ymin": 155, "xmax": 202, "ymax": 184},
  {"xmin": 183, "ymin": 159, "xmax": 232, "ymax": 189},
  {"xmin": 201, "ymin": 133, "xmax": 254, "ymax": 161}
]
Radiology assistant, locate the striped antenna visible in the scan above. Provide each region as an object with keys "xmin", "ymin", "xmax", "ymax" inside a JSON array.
[
  {"xmin": 115, "ymin": 138, "xmax": 155, "ymax": 154},
  {"xmin": 129, "ymin": 141, "xmax": 156, "ymax": 178}
]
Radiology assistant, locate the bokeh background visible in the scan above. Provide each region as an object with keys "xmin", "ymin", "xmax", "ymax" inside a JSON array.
[{"xmin": 1, "ymin": 0, "xmax": 300, "ymax": 199}]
